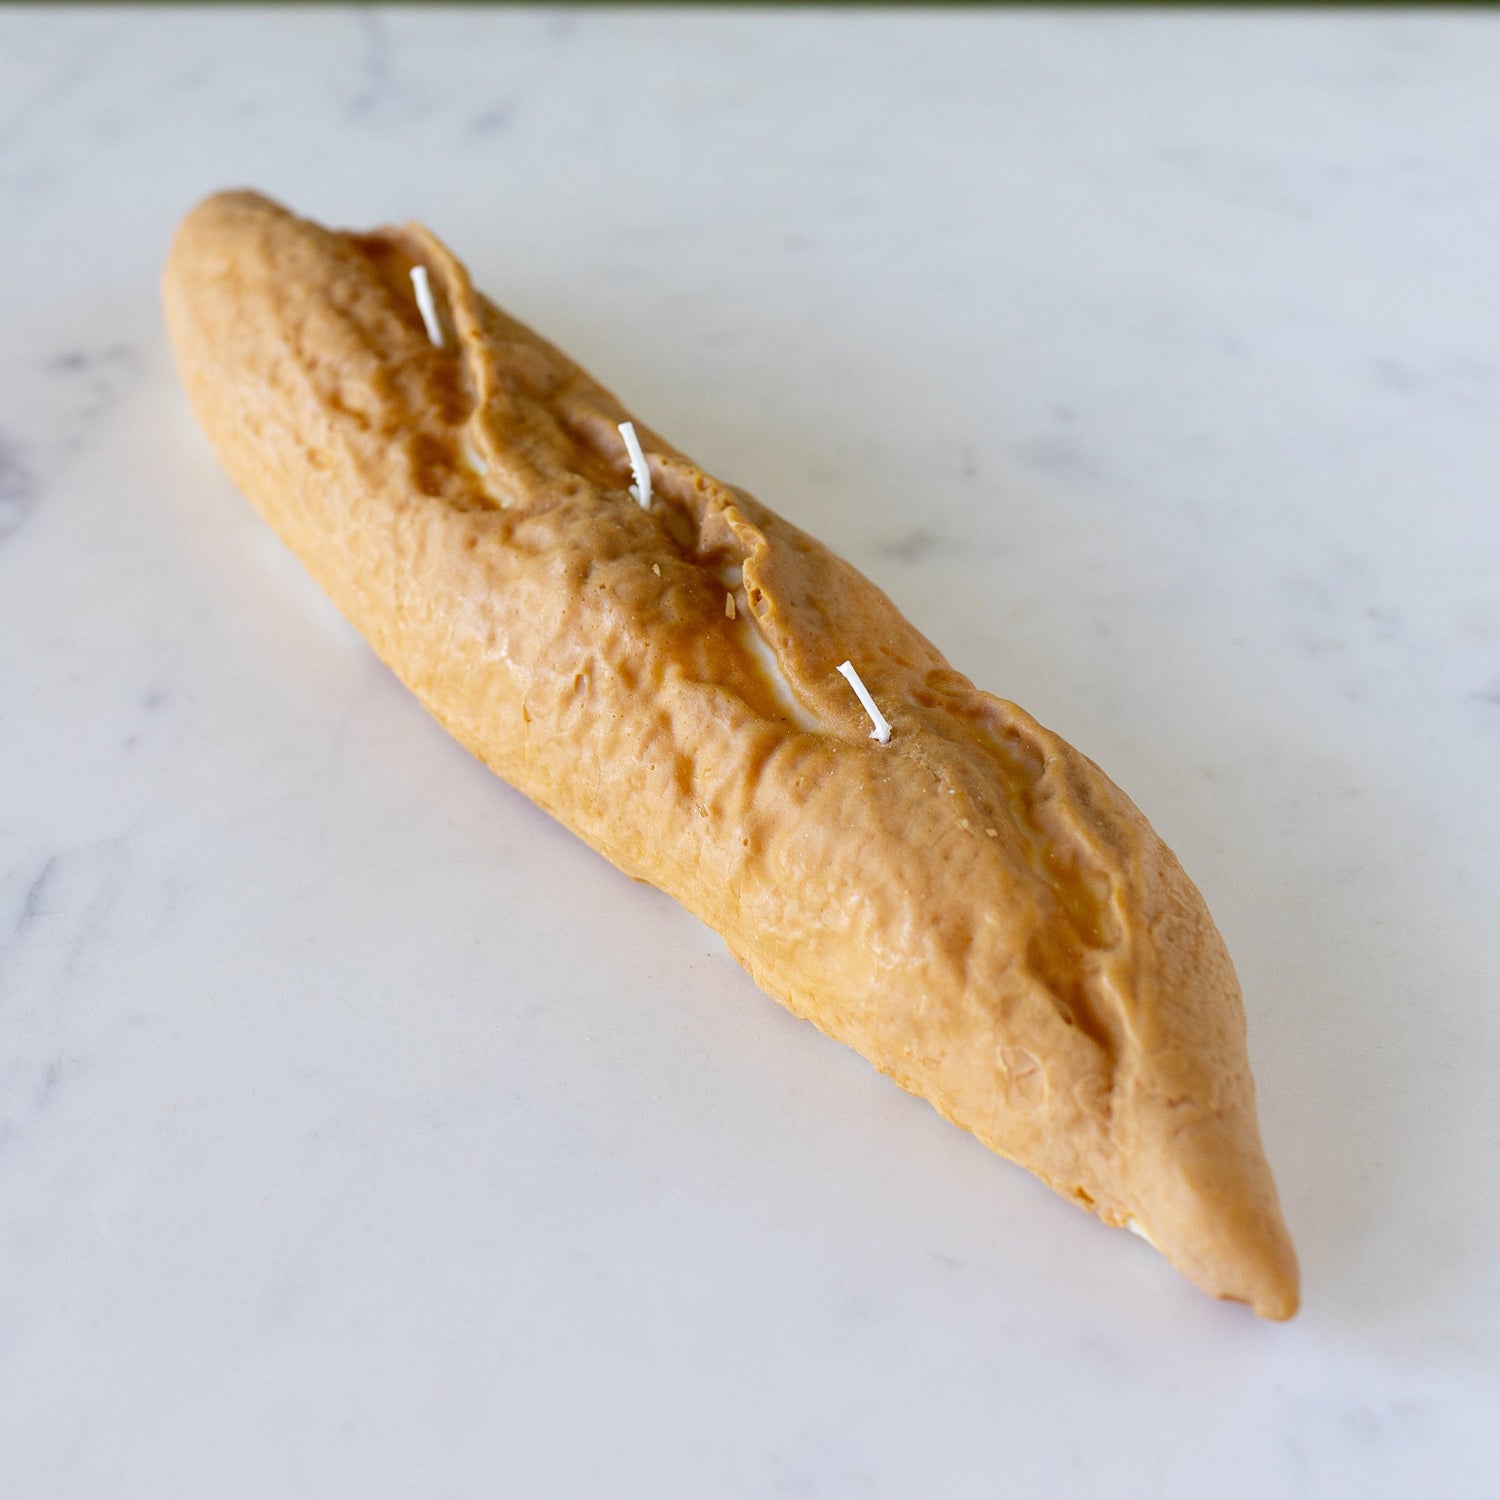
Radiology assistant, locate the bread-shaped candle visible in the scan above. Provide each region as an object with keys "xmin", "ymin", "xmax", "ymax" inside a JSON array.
[{"xmin": 163, "ymin": 191, "xmax": 1299, "ymax": 1319}]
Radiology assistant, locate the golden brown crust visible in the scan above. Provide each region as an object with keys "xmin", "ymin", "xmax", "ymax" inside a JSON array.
[{"xmin": 163, "ymin": 190, "xmax": 1299, "ymax": 1319}]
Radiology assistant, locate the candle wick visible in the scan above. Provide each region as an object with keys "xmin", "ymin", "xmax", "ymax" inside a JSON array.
[
  {"xmin": 618, "ymin": 421, "xmax": 652, "ymax": 510},
  {"xmin": 837, "ymin": 661, "xmax": 892, "ymax": 744},
  {"xmin": 410, "ymin": 265, "xmax": 445, "ymax": 348}
]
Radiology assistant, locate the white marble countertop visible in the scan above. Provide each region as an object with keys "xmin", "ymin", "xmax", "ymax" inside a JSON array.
[{"xmin": 3, "ymin": 7, "xmax": 1498, "ymax": 1495}]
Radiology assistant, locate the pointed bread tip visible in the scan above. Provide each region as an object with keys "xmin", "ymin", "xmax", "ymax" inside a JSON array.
[{"xmin": 1127, "ymin": 1092, "xmax": 1300, "ymax": 1320}]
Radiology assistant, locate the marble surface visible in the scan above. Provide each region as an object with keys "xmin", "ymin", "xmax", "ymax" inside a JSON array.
[{"xmin": 3, "ymin": 7, "xmax": 1498, "ymax": 1495}]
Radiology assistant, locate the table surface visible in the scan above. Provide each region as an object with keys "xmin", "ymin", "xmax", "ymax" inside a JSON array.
[{"xmin": 3, "ymin": 8, "xmax": 1498, "ymax": 1496}]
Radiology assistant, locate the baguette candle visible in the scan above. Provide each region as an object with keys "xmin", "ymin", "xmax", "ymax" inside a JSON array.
[{"xmin": 163, "ymin": 192, "xmax": 1299, "ymax": 1319}]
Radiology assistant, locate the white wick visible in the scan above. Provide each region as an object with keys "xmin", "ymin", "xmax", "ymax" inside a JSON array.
[
  {"xmin": 410, "ymin": 265, "xmax": 445, "ymax": 348},
  {"xmin": 618, "ymin": 421, "xmax": 652, "ymax": 509},
  {"xmin": 837, "ymin": 661, "xmax": 892, "ymax": 745}
]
